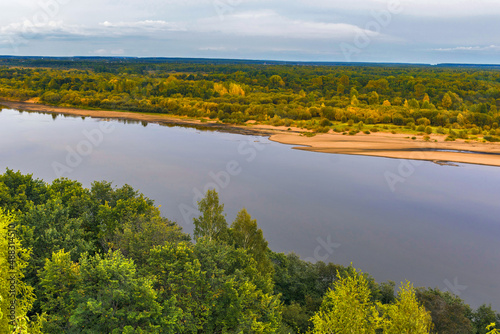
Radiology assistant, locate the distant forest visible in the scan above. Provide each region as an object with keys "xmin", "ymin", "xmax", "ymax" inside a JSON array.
[
  {"xmin": 1, "ymin": 57, "xmax": 500, "ymax": 141},
  {"xmin": 1, "ymin": 170, "xmax": 499, "ymax": 333}
]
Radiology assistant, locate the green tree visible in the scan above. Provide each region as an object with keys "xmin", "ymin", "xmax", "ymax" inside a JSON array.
[
  {"xmin": 472, "ymin": 304, "xmax": 500, "ymax": 334},
  {"xmin": 337, "ymin": 83, "xmax": 345, "ymax": 95},
  {"xmin": 148, "ymin": 242, "xmax": 209, "ymax": 333},
  {"xmin": 38, "ymin": 249, "xmax": 80, "ymax": 333},
  {"xmin": 18, "ymin": 199, "xmax": 93, "ymax": 286},
  {"xmin": 269, "ymin": 75, "xmax": 285, "ymax": 89},
  {"xmin": 340, "ymin": 75, "xmax": 350, "ymax": 88},
  {"xmin": 368, "ymin": 91, "xmax": 380, "ymax": 105},
  {"xmin": 416, "ymin": 288, "xmax": 473, "ymax": 333},
  {"xmin": 69, "ymin": 250, "xmax": 161, "ymax": 333},
  {"xmin": 112, "ymin": 214, "xmax": 189, "ymax": 269},
  {"xmin": 230, "ymin": 208, "xmax": 273, "ymax": 274},
  {"xmin": 193, "ymin": 189, "xmax": 228, "ymax": 242}
]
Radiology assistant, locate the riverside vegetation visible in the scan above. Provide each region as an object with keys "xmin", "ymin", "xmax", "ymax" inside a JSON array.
[
  {"xmin": 1, "ymin": 58, "xmax": 500, "ymax": 142},
  {"xmin": 0, "ymin": 170, "xmax": 499, "ymax": 333}
]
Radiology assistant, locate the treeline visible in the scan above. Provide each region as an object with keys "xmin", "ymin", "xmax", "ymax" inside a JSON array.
[
  {"xmin": 0, "ymin": 60, "xmax": 500, "ymax": 140},
  {"xmin": 0, "ymin": 169, "xmax": 499, "ymax": 333}
]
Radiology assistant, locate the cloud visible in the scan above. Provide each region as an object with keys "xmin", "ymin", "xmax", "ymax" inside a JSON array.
[
  {"xmin": 300, "ymin": 0, "xmax": 500, "ymax": 18},
  {"xmin": 434, "ymin": 45, "xmax": 500, "ymax": 52},
  {"xmin": 194, "ymin": 10, "xmax": 383, "ymax": 40},
  {"xmin": 92, "ymin": 48, "xmax": 125, "ymax": 55},
  {"xmin": 100, "ymin": 20, "xmax": 185, "ymax": 32},
  {"xmin": 0, "ymin": 20, "xmax": 86, "ymax": 39}
]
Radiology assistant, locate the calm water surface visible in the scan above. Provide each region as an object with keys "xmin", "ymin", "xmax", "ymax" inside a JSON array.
[{"xmin": 1, "ymin": 107, "xmax": 499, "ymax": 309}]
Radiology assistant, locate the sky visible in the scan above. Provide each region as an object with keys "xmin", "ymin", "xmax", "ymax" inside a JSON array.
[{"xmin": 1, "ymin": 0, "xmax": 500, "ymax": 64}]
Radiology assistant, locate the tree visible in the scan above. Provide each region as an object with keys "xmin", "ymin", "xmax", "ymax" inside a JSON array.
[
  {"xmin": 340, "ymin": 75, "xmax": 350, "ymax": 87},
  {"xmin": 111, "ymin": 215, "xmax": 189, "ymax": 269},
  {"xmin": 0, "ymin": 209, "xmax": 40, "ymax": 333},
  {"xmin": 311, "ymin": 267, "xmax": 379, "ymax": 333},
  {"xmin": 472, "ymin": 304, "xmax": 500, "ymax": 334},
  {"xmin": 368, "ymin": 91, "xmax": 380, "ymax": 105},
  {"xmin": 148, "ymin": 242, "xmax": 211, "ymax": 333},
  {"xmin": 337, "ymin": 83, "xmax": 345, "ymax": 95},
  {"xmin": 379, "ymin": 281, "xmax": 433, "ymax": 334},
  {"xmin": 230, "ymin": 208, "xmax": 272, "ymax": 274},
  {"xmin": 38, "ymin": 250, "xmax": 80, "ymax": 333},
  {"xmin": 416, "ymin": 288, "xmax": 473, "ymax": 333},
  {"xmin": 442, "ymin": 93, "xmax": 453, "ymax": 109},
  {"xmin": 18, "ymin": 199, "xmax": 93, "ymax": 286},
  {"xmin": 414, "ymin": 83, "xmax": 426, "ymax": 99},
  {"xmin": 312, "ymin": 268, "xmax": 435, "ymax": 334},
  {"xmin": 269, "ymin": 75, "xmax": 285, "ymax": 89},
  {"xmin": 148, "ymin": 240, "xmax": 282, "ymax": 333},
  {"xmin": 68, "ymin": 250, "xmax": 161, "ymax": 333},
  {"xmin": 193, "ymin": 189, "xmax": 228, "ymax": 242}
]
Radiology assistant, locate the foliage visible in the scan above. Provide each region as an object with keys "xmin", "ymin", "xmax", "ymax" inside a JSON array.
[
  {"xmin": 0, "ymin": 170, "xmax": 499, "ymax": 332},
  {"xmin": 1, "ymin": 59, "xmax": 499, "ymax": 135},
  {"xmin": 193, "ymin": 189, "xmax": 228, "ymax": 242}
]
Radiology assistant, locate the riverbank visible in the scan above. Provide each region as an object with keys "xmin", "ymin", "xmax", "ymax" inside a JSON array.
[{"xmin": 2, "ymin": 99, "xmax": 500, "ymax": 167}]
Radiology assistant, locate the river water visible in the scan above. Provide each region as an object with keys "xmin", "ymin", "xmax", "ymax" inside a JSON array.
[{"xmin": 1, "ymin": 107, "xmax": 499, "ymax": 310}]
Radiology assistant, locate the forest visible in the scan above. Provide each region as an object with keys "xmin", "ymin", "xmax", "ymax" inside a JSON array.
[
  {"xmin": 0, "ymin": 169, "xmax": 499, "ymax": 333},
  {"xmin": 1, "ymin": 58, "xmax": 500, "ymax": 141}
]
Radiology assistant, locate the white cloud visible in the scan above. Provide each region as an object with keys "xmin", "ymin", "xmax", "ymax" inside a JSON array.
[
  {"xmin": 92, "ymin": 48, "xmax": 125, "ymax": 55},
  {"xmin": 434, "ymin": 45, "xmax": 500, "ymax": 52},
  {"xmin": 300, "ymin": 0, "xmax": 500, "ymax": 18},
  {"xmin": 100, "ymin": 20, "xmax": 185, "ymax": 31},
  {"xmin": 198, "ymin": 46, "xmax": 234, "ymax": 51},
  {"xmin": 194, "ymin": 10, "xmax": 383, "ymax": 40},
  {"xmin": 0, "ymin": 20, "xmax": 86, "ymax": 38}
]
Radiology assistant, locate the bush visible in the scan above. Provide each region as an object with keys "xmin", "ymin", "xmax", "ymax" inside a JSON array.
[
  {"xmin": 436, "ymin": 126, "xmax": 445, "ymax": 134},
  {"xmin": 425, "ymin": 126, "xmax": 433, "ymax": 134},
  {"xmin": 315, "ymin": 126, "xmax": 330, "ymax": 133},
  {"xmin": 417, "ymin": 125, "xmax": 426, "ymax": 132},
  {"xmin": 484, "ymin": 135, "xmax": 500, "ymax": 142},
  {"xmin": 319, "ymin": 118, "xmax": 332, "ymax": 127}
]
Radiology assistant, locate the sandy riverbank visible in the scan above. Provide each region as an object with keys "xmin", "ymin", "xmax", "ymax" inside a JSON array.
[{"xmin": 2, "ymin": 99, "xmax": 500, "ymax": 167}]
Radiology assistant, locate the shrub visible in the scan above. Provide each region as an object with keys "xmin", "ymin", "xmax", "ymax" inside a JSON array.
[
  {"xmin": 484, "ymin": 135, "xmax": 500, "ymax": 142},
  {"xmin": 319, "ymin": 118, "xmax": 332, "ymax": 127},
  {"xmin": 425, "ymin": 126, "xmax": 432, "ymax": 134}
]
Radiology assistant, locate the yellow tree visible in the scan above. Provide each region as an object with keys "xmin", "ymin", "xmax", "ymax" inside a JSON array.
[
  {"xmin": 0, "ymin": 209, "xmax": 42, "ymax": 333},
  {"xmin": 442, "ymin": 93, "xmax": 453, "ymax": 109},
  {"xmin": 379, "ymin": 281, "xmax": 433, "ymax": 334},
  {"xmin": 311, "ymin": 268, "xmax": 434, "ymax": 334},
  {"xmin": 311, "ymin": 267, "xmax": 379, "ymax": 334}
]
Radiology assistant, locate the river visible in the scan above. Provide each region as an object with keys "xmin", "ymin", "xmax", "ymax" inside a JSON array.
[{"xmin": 1, "ymin": 107, "xmax": 499, "ymax": 310}]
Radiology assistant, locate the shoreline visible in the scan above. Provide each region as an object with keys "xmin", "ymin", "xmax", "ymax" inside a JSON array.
[{"xmin": 2, "ymin": 99, "xmax": 500, "ymax": 167}]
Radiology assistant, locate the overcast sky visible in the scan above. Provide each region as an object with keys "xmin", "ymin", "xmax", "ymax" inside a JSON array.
[{"xmin": 1, "ymin": 0, "xmax": 499, "ymax": 64}]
